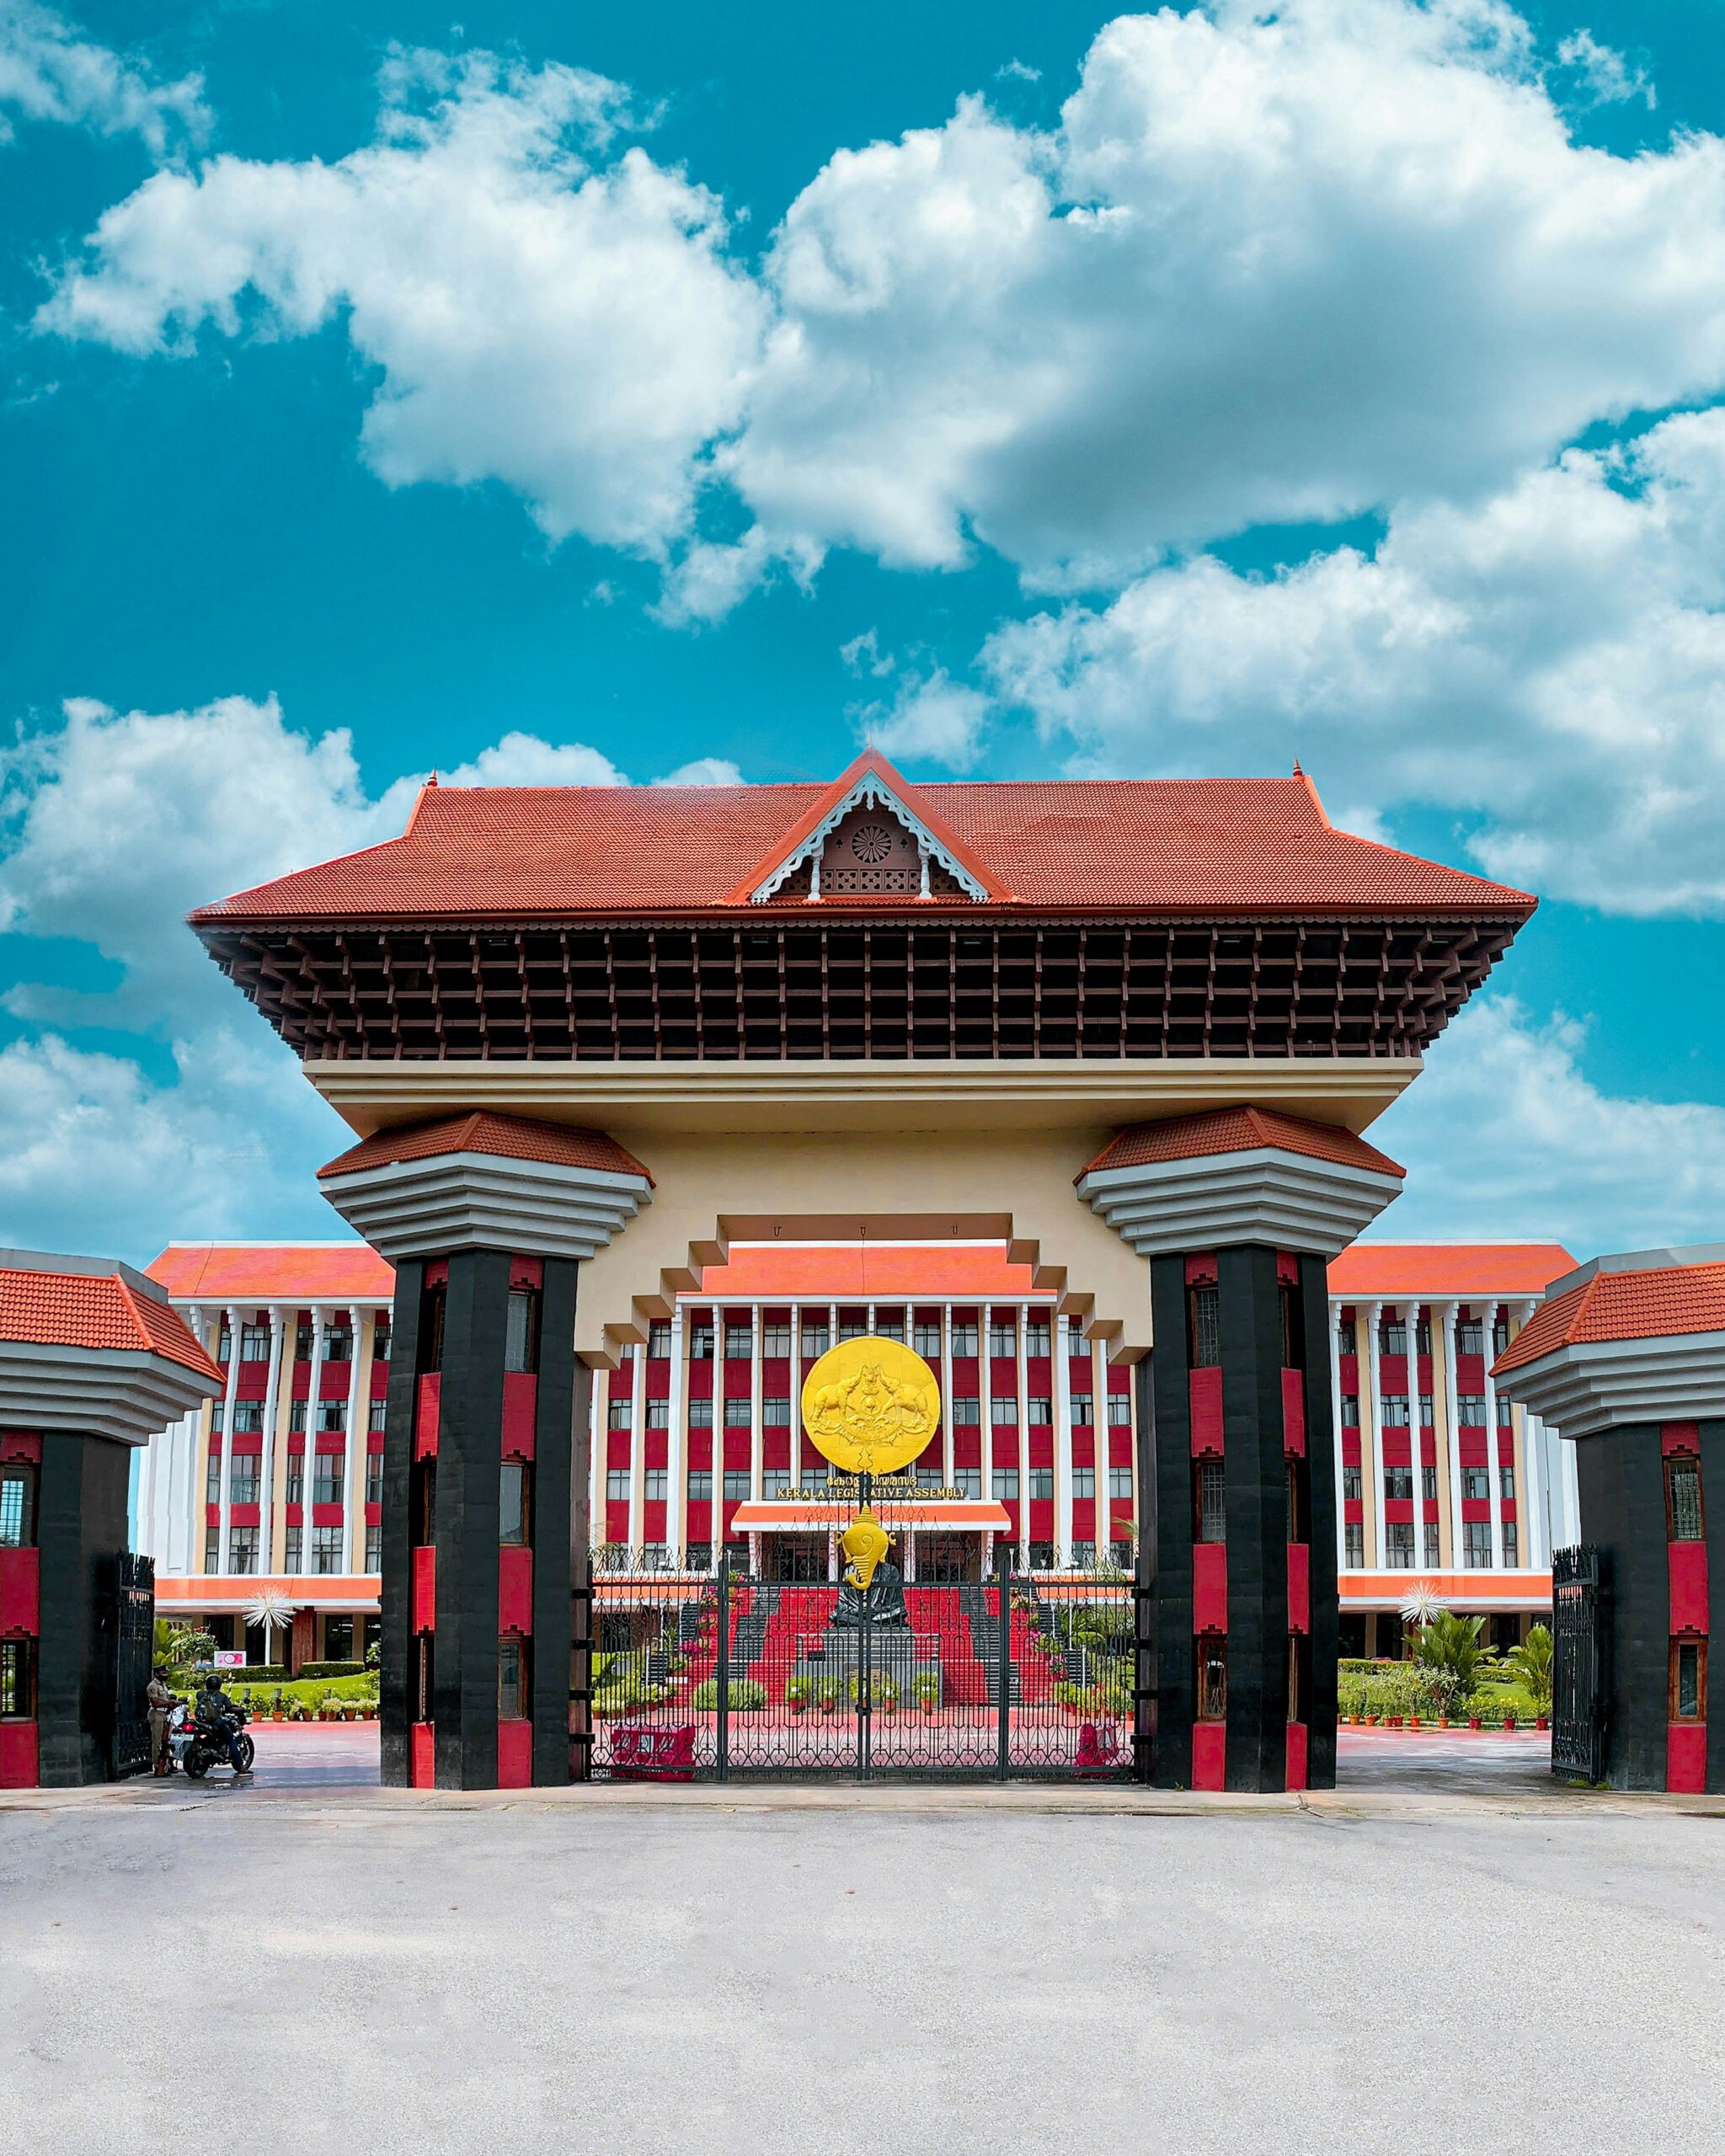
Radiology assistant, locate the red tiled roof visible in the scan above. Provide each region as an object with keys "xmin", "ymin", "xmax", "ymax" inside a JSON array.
[
  {"xmin": 1081, "ymin": 1107, "xmax": 1404, "ymax": 1181},
  {"xmin": 318, "ymin": 1111, "xmax": 651, "ymax": 1184},
  {"xmin": 1494, "ymin": 1262, "xmax": 1725, "ymax": 1377},
  {"xmin": 147, "ymin": 1244, "xmax": 397, "ymax": 1301},
  {"xmin": 696, "ymin": 1243, "xmax": 1045, "ymax": 1299},
  {"xmin": 1328, "ymin": 1243, "xmax": 1578, "ymax": 1300},
  {"xmin": 190, "ymin": 763, "xmax": 1533, "ymax": 925},
  {"xmin": 0, "ymin": 1268, "xmax": 222, "ymax": 1382}
]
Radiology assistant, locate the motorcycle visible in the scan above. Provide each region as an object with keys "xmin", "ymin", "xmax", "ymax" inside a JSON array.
[{"xmin": 178, "ymin": 1700, "xmax": 255, "ymax": 1780}]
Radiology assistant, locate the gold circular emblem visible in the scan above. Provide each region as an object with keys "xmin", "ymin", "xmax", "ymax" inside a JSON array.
[{"xmin": 800, "ymin": 1335, "xmax": 941, "ymax": 1476}]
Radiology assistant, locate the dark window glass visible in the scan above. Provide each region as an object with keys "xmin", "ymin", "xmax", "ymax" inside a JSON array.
[
  {"xmin": 311, "ymin": 1527, "xmax": 343, "ymax": 1573},
  {"xmin": 414, "ymin": 1460, "xmax": 436, "ymax": 1545},
  {"xmin": 365, "ymin": 1525, "xmax": 381, "ymax": 1571},
  {"xmin": 0, "ymin": 1466, "xmax": 37, "ymax": 1549},
  {"xmin": 1028, "ymin": 1467, "xmax": 1054, "ymax": 1501},
  {"xmin": 1385, "ymin": 1523, "xmax": 1414, "ymax": 1567},
  {"xmin": 1196, "ymin": 1639, "xmax": 1227, "ymax": 1720},
  {"xmin": 498, "ymin": 1637, "xmax": 528, "ymax": 1720},
  {"xmin": 1, "ymin": 1638, "xmax": 34, "ymax": 1718},
  {"xmin": 1502, "ymin": 1523, "xmax": 1519, "ymax": 1566},
  {"xmin": 1669, "ymin": 1458, "xmax": 1703, "ymax": 1541},
  {"xmin": 689, "ymin": 1326, "xmax": 714, "ymax": 1360},
  {"xmin": 1195, "ymin": 1458, "xmax": 1226, "ymax": 1544},
  {"xmin": 687, "ymin": 1470, "xmax": 713, "ymax": 1503},
  {"xmin": 1280, "ymin": 1281, "xmax": 1303, "ymax": 1369},
  {"xmin": 1287, "ymin": 1460, "xmax": 1303, "ymax": 1542},
  {"xmin": 366, "ymin": 1454, "xmax": 383, "ymax": 1506},
  {"xmin": 323, "ymin": 1326, "xmax": 353, "ymax": 1364},
  {"xmin": 416, "ymin": 1636, "xmax": 434, "ymax": 1722},
  {"xmin": 312, "ymin": 1454, "xmax": 344, "ymax": 1507},
  {"xmin": 325, "ymin": 1616, "xmax": 354, "ymax": 1662},
  {"xmin": 1344, "ymin": 1522, "xmax": 1365, "ymax": 1566},
  {"xmin": 1188, "ymin": 1286, "xmax": 1221, "ymax": 1369},
  {"xmin": 1342, "ymin": 1464, "xmax": 1362, "ymax": 1502},
  {"xmin": 500, "ymin": 1460, "xmax": 532, "ymax": 1547},
  {"xmin": 505, "ymin": 1290, "xmax": 539, "ymax": 1374},
  {"xmin": 1674, "ymin": 1641, "xmax": 1703, "ymax": 1720},
  {"xmin": 1384, "ymin": 1465, "xmax": 1413, "ymax": 1501},
  {"xmin": 1340, "ymin": 1395, "xmax": 1360, "ymax": 1427},
  {"xmin": 419, "ymin": 1282, "xmax": 446, "ymax": 1373},
  {"xmin": 373, "ymin": 1320, "xmax": 391, "ymax": 1364}
]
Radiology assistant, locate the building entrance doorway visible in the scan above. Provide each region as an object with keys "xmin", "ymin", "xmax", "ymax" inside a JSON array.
[
  {"xmin": 916, "ymin": 1534, "xmax": 980, "ymax": 1584},
  {"xmin": 766, "ymin": 1534, "xmax": 828, "ymax": 1583}
]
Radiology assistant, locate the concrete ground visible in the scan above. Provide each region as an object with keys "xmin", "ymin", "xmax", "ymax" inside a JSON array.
[{"xmin": 5, "ymin": 1734, "xmax": 1723, "ymax": 2156}]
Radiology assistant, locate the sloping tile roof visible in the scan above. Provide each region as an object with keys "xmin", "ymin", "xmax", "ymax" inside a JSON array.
[
  {"xmin": 1328, "ymin": 1243, "xmax": 1578, "ymax": 1300},
  {"xmin": 190, "ymin": 766, "xmax": 1533, "ymax": 924},
  {"xmin": 0, "ymin": 1267, "xmax": 222, "ymax": 1381},
  {"xmin": 1081, "ymin": 1106, "xmax": 1404, "ymax": 1180},
  {"xmin": 1493, "ymin": 1261, "xmax": 1725, "ymax": 1377},
  {"xmin": 318, "ymin": 1111, "xmax": 651, "ymax": 1184},
  {"xmin": 147, "ymin": 1244, "xmax": 397, "ymax": 1302},
  {"xmin": 696, "ymin": 1243, "xmax": 1045, "ymax": 1300}
]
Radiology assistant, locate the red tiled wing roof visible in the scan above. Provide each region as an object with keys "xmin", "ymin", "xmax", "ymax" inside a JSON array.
[
  {"xmin": 1082, "ymin": 1106, "xmax": 1404, "ymax": 1180},
  {"xmin": 1494, "ymin": 1262, "xmax": 1725, "ymax": 1377},
  {"xmin": 697, "ymin": 1244, "xmax": 1044, "ymax": 1299},
  {"xmin": 147, "ymin": 1244, "xmax": 397, "ymax": 1301},
  {"xmin": 318, "ymin": 1111, "xmax": 651, "ymax": 1184},
  {"xmin": 0, "ymin": 1269, "xmax": 222, "ymax": 1382},
  {"xmin": 190, "ymin": 771, "xmax": 1533, "ymax": 924},
  {"xmin": 1328, "ymin": 1243, "xmax": 1578, "ymax": 1300}
]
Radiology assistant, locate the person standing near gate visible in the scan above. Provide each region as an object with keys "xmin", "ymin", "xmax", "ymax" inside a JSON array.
[{"xmin": 147, "ymin": 1665, "xmax": 174, "ymax": 1776}]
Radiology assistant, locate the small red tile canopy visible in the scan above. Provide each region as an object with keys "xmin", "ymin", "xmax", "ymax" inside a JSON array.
[
  {"xmin": 1493, "ymin": 1256, "xmax": 1725, "ymax": 1379},
  {"xmin": 318, "ymin": 1110, "xmax": 652, "ymax": 1186},
  {"xmin": 1079, "ymin": 1104, "xmax": 1405, "ymax": 1183},
  {"xmin": 0, "ymin": 1264, "xmax": 220, "ymax": 1385}
]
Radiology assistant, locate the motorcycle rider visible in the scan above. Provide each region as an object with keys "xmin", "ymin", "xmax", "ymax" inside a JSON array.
[{"xmin": 195, "ymin": 1668, "xmax": 251, "ymax": 1775}]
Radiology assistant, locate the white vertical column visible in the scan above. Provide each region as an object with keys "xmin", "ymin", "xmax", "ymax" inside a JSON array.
[
  {"xmin": 216, "ymin": 1305, "xmax": 242, "ymax": 1574},
  {"xmin": 940, "ymin": 1303, "xmax": 954, "ymax": 1486},
  {"xmin": 980, "ymin": 1302, "xmax": 994, "ymax": 1510},
  {"xmin": 866, "ymin": 1299, "xmax": 876, "ymax": 1335},
  {"xmin": 302, "ymin": 1307, "xmax": 328, "ymax": 1582},
  {"xmin": 705, "ymin": 1308, "xmax": 722, "ymax": 1568},
  {"xmin": 750, "ymin": 1305, "xmax": 764, "ymax": 1502},
  {"xmin": 628, "ymin": 1343, "xmax": 647, "ymax": 1557},
  {"xmin": 1525, "ymin": 1408, "xmax": 1551, "ymax": 1571},
  {"xmin": 1402, "ymin": 1299, "xmax": 1426, "ymax": 1575},
  {"xmin": 1439, "ymin": 1300, "xmax": 1464, "ymax": 1569},
  {"xmin": 257, "ymin": 1307, "xmax": 286, "ymax": 1576},
  {"xmin": 790, "ymin": 1302, "xmax": 802, "ymax": 1495},
  {"xmin": 1364, "ymin": 1299, "xmax": 1385, "ymax": 1569},
  {"xmin": 1055, "ymin": 1310, "xmax": 1074, "ymax": 1569},
  {"xmin": 173, "ymin": 1305, "xmax": 205, "ymax": 1576},
  {"xmin": 341, "ymin": 1303, "xmax": 364, "ymax": 1573},
  {"xmin": 1327, "ymin": 1296, "xmax": 1348, "ymax": 1577},
  {"xmin": 1482, "ymin": 1299, "xmax": 1504, "ymax": 1570},
  {"xmin": 668, "ymin": 1305, "xmax": 688, "ymax": 1568},
  {"xmin": 1091, "ymin": 1333, "xmax": 1108, "ymax": 1554},
  {"xmin": 589, "ymin": 1369, "xmax": 603, "ymax": 1547},
  {"xmin": 1558, "ymin": 1428, "xmax": 1581, "ymax": 1550},
  {"xmin": 1015, "ymin": 1305, "xmax": 1031, "ymax": 1568}
]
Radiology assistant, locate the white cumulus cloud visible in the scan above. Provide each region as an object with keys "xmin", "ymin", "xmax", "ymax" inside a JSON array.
[{"xmin": 0, "ymin": 0, "xmax": 207, "ymax": 155}]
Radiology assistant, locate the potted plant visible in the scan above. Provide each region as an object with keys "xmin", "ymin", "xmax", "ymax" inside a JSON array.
[
  {"xmin": 1467, "ymin": 1712, "xmax": 1482, "ymax": 1730},
  {"xmin": 1502, "ymin": 1711, "xmax": 1518, "ymax": 1731},
  {"xmin": 786, "ymin": 1677, "xmax": 811, "ymax": 1716},
  {"xmin": 818, "ymin": 1684, "xmax": 839, "ymax": 1716},
  {"xmin": 914, "ymin": 1674, "xmax": 940, "ymax": 1716}
]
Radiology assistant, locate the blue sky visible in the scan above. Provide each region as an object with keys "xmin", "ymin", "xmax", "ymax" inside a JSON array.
[{"xmin": 2, "ymin": 0, "xmax": 1722, "ymax": 1264}]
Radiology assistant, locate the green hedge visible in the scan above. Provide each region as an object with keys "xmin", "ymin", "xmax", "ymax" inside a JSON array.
[
  {"xmin": 299, "ymin": 1661, "xmax": 366, "ymax": 1679},
  {"xmin": 1338, "ymin": 1663, "xmax": 1425, "ymax": 1717},
  {"xmin": 691, "ymin": 1678, "xmax": 766, "ymax": 1710}
]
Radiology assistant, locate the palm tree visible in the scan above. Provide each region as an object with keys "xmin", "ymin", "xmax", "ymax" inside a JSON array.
[
  {"xmin": 1506, "ymin": 1624, "xmax": 1555, "ymax": 1713},
  {"xmin": 1412, "ymin": 1611, "xmax": 1486, "ymax": 1717}
]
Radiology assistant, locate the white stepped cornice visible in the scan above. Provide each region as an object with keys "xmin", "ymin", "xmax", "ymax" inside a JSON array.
[
  {"xmin": 320, "ymin": 1149, "xmax": 652, "ymax": 1263},
  {"xmin": 1077, "ymin": 1145, "xmax": 1402, "ymax": 1259},
  {"xmin": 0, "ymin": 1341, "xmax": 222, "ymax": 1448},
  {"xmin": 1495, "ymin": 1329, "xmax": 1725, "ymax": 1441}
]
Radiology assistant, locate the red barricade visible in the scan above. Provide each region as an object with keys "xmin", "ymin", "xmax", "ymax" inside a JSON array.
[{"xmin": 609, "ymin": 1722, "xmax": 697, "ymax": 1782}]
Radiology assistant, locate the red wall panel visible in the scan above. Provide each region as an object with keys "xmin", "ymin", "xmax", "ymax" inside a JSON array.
[
  {"xmin": 1669, "ymin": 1542, "xmax": 1710, "ymax": 1636},
  {"xmin": 500, "ymin": 1371, "xmax": 537, "ymax": 1460},
  {"xmin": 1189, "ymin": 1366, "xmax": 1224, "ymax": 1455},
  {"xmin": 411, "ymin": 1545, "xmax": 435, "ymax": 1632},
  {"xmin": 1191, "ymin": 1721, "xmax": 1226, "ymax": 1790},
  {"xmin": 414, "ymin": 1374, "xmax": 440, "ymax": 1458},
  {"xmin": 1193, "ymin": 1542, "xmax": 1227, "ymax": 1633},
  {"xmin": 499, "ymin": 1546, "xmax": 533, "ymax": 1634},
  {"xmin": 0, "ymin": 1547, "xmax": 40, "ymax": 1635},
  {"xmin": 1287, "ymin": 1543, "xmax": 1310, "ymax": 1635},
  {"xmin": 497, "ymin": 1719, "xmax": 533, "ymax": 1789},
  {"xmin": 1281, "ymin": 1368, "xmax": 1306, "ymax": 1454},
  {"xmin": 1668, "ymin": 1722, "xmax": 1707, "ymax": 1795},
  {"xmin": 0, "ymin": 1719, "xmax": 38, "ymax": 1789},
  {"xmin": 1284, "ymin": 1721, "xmax": 1308, "ymax": 1792},
  {"xmin": 411, "ymin": 1721, "xmax": 435, "ymax": 1789}
]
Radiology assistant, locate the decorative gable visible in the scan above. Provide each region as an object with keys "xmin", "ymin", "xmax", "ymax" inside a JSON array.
[{"xmin": 737, "ymin": 750, "xmax": 1004, "ymax": 905}]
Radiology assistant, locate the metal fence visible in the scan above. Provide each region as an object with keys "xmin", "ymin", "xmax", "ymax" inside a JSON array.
[
  {"xmin": 584, "ymin": 1552, "xmax": 1142, "ymax": 1784},
  {"xmin": 1551, "ymin": 1544, "xmax": 1607, "ymax": 1785}
]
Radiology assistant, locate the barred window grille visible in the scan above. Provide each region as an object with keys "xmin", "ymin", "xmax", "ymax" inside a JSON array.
[
  {"xmin": 1188, "ymin": 1287, "xmax": 1221, "ymax": 1369},
  {"xmin": 1669, "ymin": 1457, "xmax": 1704, "ymax": 1540},
  {"xmin": 1344, "ymin": 1522, "xmax": 1365, "ymax": 1566},
  {"xmin": 1196, "ymin": 1457, "xmax": 1226, "ymax": 1544}
]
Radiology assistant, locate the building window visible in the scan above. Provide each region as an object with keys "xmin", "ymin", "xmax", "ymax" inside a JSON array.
[
  {"xmin": 1422, "ymin": 1465, "xmax": 1438, "ymax": 1502},
  {"xmin": 1424, "ymin": 1523, "xmax": 1440, "ymax": 1566},
  {"xmin": 1464, "ymin": 1521, "xmax": 1493, "ymax": 1567},
  {"xmin": 311, "ymin": 1527, "xmax": 343, "ymax": 1574},
  {"xmin": 761, "ymin": 1322, "xmax": 791, "ymax": 1358},
  {"xmin": 1668, "ymin": 1457, "xmax": 1704, "ymax": 1541},
  {"xmin": 1457, "ymin": 1395, "xmax": 1487, "ymax": 1426},
  {"xmin": 1070, "ymin": 1391, "xmax": 1093, "ymax": 1426},
  {"xmin": 913, "ymin": 1321, "xmax": 942, "ymax": 1358},
  {"xmin": 206, "ymin": 1456, "xmax": 222, "ymax": 1506},
  {"xmin": 1499, "ymin": 1465, "xmax": 1516, "ymax": 1502},
  {"xmin": 1335, "ymin": 1314, "xmax": 1354, "ymax": 1353},
  {"xmin": 606, "ymin": 1470, "xmax": 631, "ymax": 1502},
  {"xmin": 0, "ymin": 1639, "xmax": 33, "ymax": 1719},
  {"xmin": 607, "ymin": 1400, "xmax": 633, "ymax": 1431},
  {"xmin": 645, "ymin": 1399, "xmax": 670, "ymax": 1431},
  {"xmin": 991, "ymin": 1396, "xmax": 1017, "ymax": 1426},
  {"xmin": 284, "ymin": 1527, "xmax": 302, "ymax": 1572},
  {"xmin": 1341, "ymin": 1464, "xmax": 1362, "ymax": 1502},
  {"xmin": 366, "ymin": 1524, "xmax": 381, "ymax": 1572},
  {"xmin": 1071, "ymin": 1465, "xmax": 1095, "ymax": 1501},
  {"xmin": 229, "ymin": 1460, "xmax": 260, "ymax": 1506},
  {"xmin": 800, "ymin": 1321, "xmax": 830, "ymax": 1357},
  {"xmin": 950, "ymin": 1322, "xmax": 979, "ymax": 1358},
  {"xmin": 648, "ymin": 1321, "xmax": 673, "ymax": 1359},
  {"xmin": 1107, "ymin": 1394, "xmax": 1131, "ymax": 1428},
  {"xmin": 687, "ymin": 1470, "xmax": 713, "ymax": 1503},
  {"xmin": 368, "ymin": 1400, "xmax": 387, "ymax": 1434},
  {"xmin": 1380, "ymin": 1396, "xmax": 1409, "ymax": 1427},
  {"xmin": 0, "ymin": 1465, "xmax": 36, "ymax": 1548},
  {"xmin": 498, "ymin": 1636, "xmax": 528, "ymax": 1721},
  {"xmin": 1502, "ymin": 1522, "xmax": 1519, "ymax": 1566},
  {"xmin": 1383, "ymin": 1466, "xmax": 1413, "ymax": 1502},
  {"xmin": 312, "ymin": 1454, "xmax": 345, "ymax": 1507},
  {"xmin": 286, "ymin": 1455, "xmax": 307, "ymax": 1507},
  {"xmin": 500, "ymin": 1460, "xmax": 532, "ymax": 1546},
  {"xmin": 1196, "ymin": 1640, "xmax": 1227, "ymax": 1720},
  {"xmin": 724, "ymin": 1324, "xmax": 753, "ymax": 1360},
  {"xmin": 992, "ymin": 1468, "xmax": 1019, "ymax": 1500},
  {"xmin": 419, "ymin": 1281, "xmax": 446, "ymax": 1372},
  {"xmin": 722, "ymin": 1469, "xmax": 750, "ymax": 1501},
  {"xmin": 1415, "ymin": 1318, "xmax": 1432, "ymax": 1354},
  {"xmin": 1108, "ymin": 1466, "xmax": 1133, "ymax": 1500},
  {"xmin": 1672, "ymin": 1640, "xmax": 1706, "ymax": 1721},
  {"xmin": 228, "ymin": 1526, "xmax": 259, "ymax": 1575},
  {"xmin": 1188, "ymin": 1286, "xmax": 1221, "ymax": 1369},
  {"xmin": 1025, "ymin": 1322, "xmax": 1051, "ymax": 1358},
  {"xmin": 1028, "ymin": 1467, "xmax": 1054, "ymax": 1501},
  {"xmin": 873, "ymin": 1310, "xmax": 905, "ymax": 1342},
  {"xmin": 239, "ymin": 1321, "xmax": 271, "ymax": 1361},
  {"xmin": 323, "ymin": 1324, "xmax": 354, "ymax": 1364},
  {"xmin": 724, "ymin": 1398, "xmax": 752, "ymax": 1428},
  {"xmin": 952, "ymin": 1396, "xmax": 980, "ymax": 1426},
  {"xmin": 294, "ymin": 1321, "xmax": 314, "ymax": 1362},
  {"xmin": 372, "ymin": 1319, "xmax": 390, "ymax": 1364},
  {"xmin": 504, "ymin": 1289, "xmax": 539, "ymax": 1374},
  {"xmin": 288, "ymin": 1401, "xmax": 307, "ymax": 1433},
  {"xmin": 1344, "ymin": 1522, "xmax": 1365, "ymax": 1567},
  {"xmin": 232, "ymin": 1402, "xmax": 264, "ymax": 1435},
  {"xmin": 1385, "ymin": 1522, "xmax": 1414, "ymax": 1568},
  {"xmin": 988, "ymin": 1320, "xmax": 1016, "ymax": 1357},
  {"xmin": 1463, "ymin": 1468, "xmax": 1489, "ymax": 1502},
  {"xmin": 762, "ymin": 1398, "xmax": 792, "ymax": 1426},
  {"xmin": 1497, "ymin": 1393, "xmax": 1514, "ymax": 1426},
  {"xmin": 1457, "ymin": 1319, "xmax": 1484, "ymax": 1355},
  {"xmin": 204, "ymin": 1525, "xmax": 221, "ymax": 1572},
  {"xmin": 1492, "ymin": 1315, "xmax": 1510, "ymax": 1355},
  {"xmin": 1380, "ymin": 1319, "xmax": 1407, "ymax": 1355},
  {"xmin": 1072, "ymin": 1540, "xmax": 1095, "ymax": 1568},
  {"xmin": 954, "ymin": 1467, "xmax": 981, "ymax": 1499},
  {"xmin": 216, "ymin": 1323, "xmax": 232, "ymax": 1364},
  {"xmin": 690, "ymin": 1325, "xmax": 714, "ymax": 1361},
  {"xmin": 1340, "ymin": 1395, "xmax": 1360, "ymax": 1428},
  {"xmin": 764, "ymin": 1469, "xmax": 792, "ymax": 1498},
  {"xmin": 1195, "ymin": 1458, "xmax": 1226, "ymax": 1544},
  {"xmin": 1418, "ymin": 1396, "xmax": 1434, "ymax": 1426},
  {"xmin": 687, "ymin": 1398, "xmax": 713, "ymax": 1428},
  {"xmin": 644, "ymin": 1468, "xmax": 669, "ymax": 1502},
  {"xmin": 318, "ymin": 1403, "xmax": 346, "ymax": 1433},
  {"xmin": 1027, "ymin": 1396, "xmax": 1052, "ymax": 1426}
]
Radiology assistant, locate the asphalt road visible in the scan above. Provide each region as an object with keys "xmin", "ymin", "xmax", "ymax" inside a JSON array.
[{"xmin": 3, "ymin": 1788, "xmax": 1722, "ymax": 2156}]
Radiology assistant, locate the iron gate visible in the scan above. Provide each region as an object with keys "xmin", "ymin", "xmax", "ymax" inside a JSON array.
[
  {"xmin": 110, "ymin": 1550, "xmax": 156, "ymax": 1780},
  {"xmin": 1551, "ymin": 1544, "xmax": 1608, "ymax": 1785},
  {"xmin": 585, "ymin": 1551, "xmax": 1143, "ymax": 1783}
]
